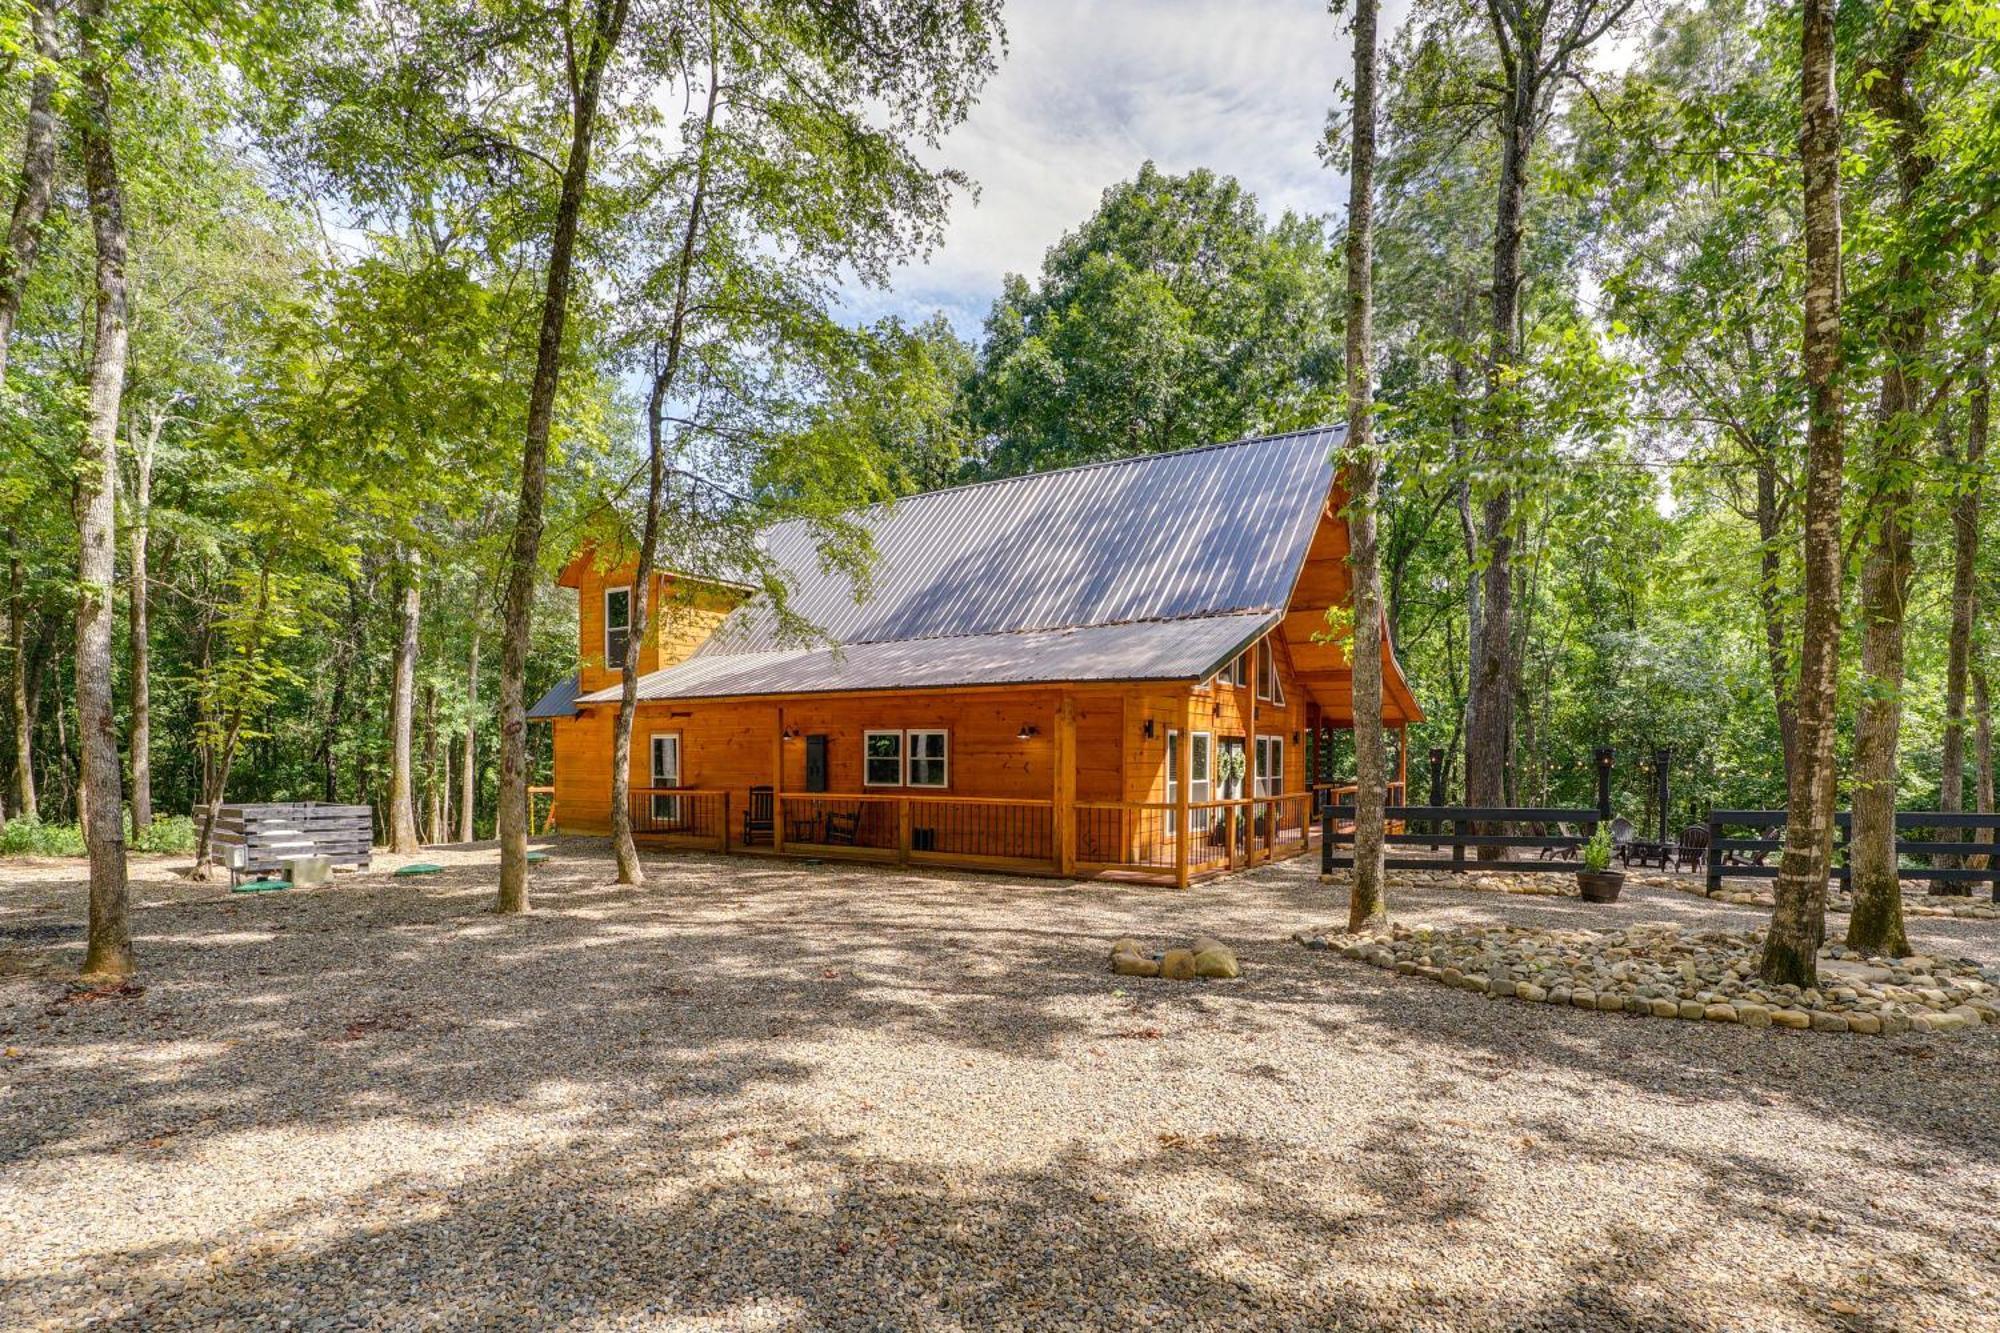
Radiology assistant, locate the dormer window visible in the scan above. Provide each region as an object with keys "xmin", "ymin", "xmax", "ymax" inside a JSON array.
[{"xmin": 605, "ymin": 585, "xmax": 632, "ymax": 667}]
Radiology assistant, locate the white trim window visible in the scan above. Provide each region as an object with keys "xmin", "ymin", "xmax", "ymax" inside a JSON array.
[
  {"xmin": 1255, "ymin": 736, "xmax": 1284, "ymax": 797},
  {"xmin": 604, "ymin": 585, "xmax": 633, "ymax": 667},
  {"xmin": 1225, "ymin": 651, "xmax": 1249, "ymax": 687},
  {"xmin": 907, "ymin": 729, "xmax": 949, "ymax": 787},
  {"xmin": 1166, "ymin": 730, "xmax": 1215, "ymax": 837},
  {"xmin": 649, "ymin": 732, "xmax": 681, "ymax": 822},
  {"xmin": 1256, "ymin": 638, "xmax": 1285, "ymax": 704},
  {"xmin": 864, "ymin": 730, "xmax": 903, "ymax": 786}
]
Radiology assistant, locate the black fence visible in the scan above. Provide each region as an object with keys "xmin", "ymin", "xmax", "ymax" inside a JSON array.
[
  {"xmin": 1323, "ymin": 805, "xmax": 1605, "ymax": 875},
  {"xmin": 1706, "ymin": 810, "xmax": 2000, "ymax": 900}
]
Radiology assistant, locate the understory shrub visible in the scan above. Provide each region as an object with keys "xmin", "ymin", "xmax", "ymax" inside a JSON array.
[{"xmin": 0, "ymin": 813, "xmax": 196, "ymax": 857}]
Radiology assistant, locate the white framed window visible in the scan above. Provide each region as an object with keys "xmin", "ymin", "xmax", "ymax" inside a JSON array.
[
  {"xmin": 649, "ymin": 732, "xmax": 681, "ymax": 822},
  {"xmin": 1225, "ymin": 651, "xmax": 1249, "ymax": 687},
  {"xmin": 1166, "ymin": 730, "xmax": 1215, "ymax": 838},
  {"xmin": 604, "ymin": 585, "xmax": 633, "ymax": 666},
  {"xmin": 1257, "ymin": 638, "xmax": 1285, "ymax": 704},
  {"xmin": 864, "ymin": 730, "xmax": 904, "ymax": 786},
  {"xmin": 1255, "ymin": 736, "xmax": 1284, "ymax": 797},
  {"xmin": 907, "ymin": 729, "xmax": 949, "ymax": 787}
]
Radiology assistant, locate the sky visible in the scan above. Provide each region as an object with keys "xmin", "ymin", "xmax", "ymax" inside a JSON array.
[{"xmin": 842, "ymin": 0, "xmax": 1414, "ymax": 340}]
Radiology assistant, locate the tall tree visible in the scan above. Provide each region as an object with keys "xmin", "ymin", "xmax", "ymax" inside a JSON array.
[
  {"xmin": 494, "ymin": 0, "xmax": 630, "ymax": 914},
  {"xmin": 1846, "ymin": 11, "xmax": 1940, "ymax": 956},
  {"xmin": 0, "ymin": 0, "xmax": 59, "ymax": 382},
  {"xmin": 126, "ymin": 406, "xmax": 161, "ymax": 829},
  {"xmin": 971, "ymin": 163, "xmax": 1343, "ymax": 474},
  {"xmin": 1342, "ymin": 0, "xmax": 1388, "ymax": 931},
  {"xmin": 1464, "ymin": 0, "xmax": 1637, "ymax": 832},
  {"xmin": 1761, "ymin": 0, "xmax": 1843, "ymax": 988},
  {"xmin": 76, "ymin": 0, "xmax": 132, "ymax": 977},
  {"xmin": 1942, "ymin": 269, "xmax": 1990, "ymax": 867},
  {"xmin": 387, "ymin": 548, "xmax": 422, "ymax": 851}
]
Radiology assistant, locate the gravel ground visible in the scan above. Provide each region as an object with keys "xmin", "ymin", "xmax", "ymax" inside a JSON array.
[{"xmin": 2, "ymin": 842, "xmax": 1997, "ymax": 1331}]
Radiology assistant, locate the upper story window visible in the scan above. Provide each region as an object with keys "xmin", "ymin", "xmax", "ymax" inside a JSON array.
[
  {"xmin": 604, "ymin": 585, "xmax": 633, "ymax": 666},
  {"xmin": 1256, "ymin": 638, "xmax": 1285, "ymax": 705},
  {"xmin": 1224, "ymin": 651, "xmax": 1249, "ymax": 687}
]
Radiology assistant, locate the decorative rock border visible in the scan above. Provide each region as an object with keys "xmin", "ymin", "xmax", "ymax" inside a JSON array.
[
  {"xmin": 1108, "ymin": 936, "xmax": 1241, "ymax": 979},
  {"xmin": 1661, "ymin": 876, "xmax": 2000, "ymax": 920},
  {"xmin": 1295, "ymin": 922, "xmax": 2000, "ymax": 1035}
]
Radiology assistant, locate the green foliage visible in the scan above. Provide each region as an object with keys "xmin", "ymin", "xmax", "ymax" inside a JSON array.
[
  {"xmin": 970, "ymin": 163, "xmax": 1344, "ymax": 473},
  {"xmin": 1581, "ymin": 825, "xmax": 1614, "ymax": 872},
  {"xmin": 0, "ymin": 813, "xmax": 192, "ymax": 857}
]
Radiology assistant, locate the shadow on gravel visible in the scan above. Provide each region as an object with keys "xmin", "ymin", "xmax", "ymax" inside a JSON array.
[{"xmin": 1, "ymin": 845, "xmax": 1994, "ymax": 1329}]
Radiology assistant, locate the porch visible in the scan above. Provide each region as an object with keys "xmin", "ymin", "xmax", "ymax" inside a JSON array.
[{"xmin": 622, "ymin": 786, "xmax": 1343, "ymax": 886}]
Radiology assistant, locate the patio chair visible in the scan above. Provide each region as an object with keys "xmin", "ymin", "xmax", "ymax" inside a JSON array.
[
  {"xmin": 823, "ymin": 810, "xmax": 860, "ymax": 846},
  {"xmin": 1610, "ymin": 817, "xmax": 1636, "ymax": 866},
  {"xmin": 743, "ymin": 786, "xmax": 775, "ymax": 846},
  {"xmin": 1538, "ymin": 822, "xmax": 1580, "ymax": 861},
  {"xmin": 1674, "ymin": 824, "xmax": 1711, "ymax": 872}
]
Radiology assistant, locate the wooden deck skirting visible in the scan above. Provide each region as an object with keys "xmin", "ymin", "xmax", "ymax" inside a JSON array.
[{"xmin": 622, "ymin": 787, "xmax": 1323, "ymax": 887}]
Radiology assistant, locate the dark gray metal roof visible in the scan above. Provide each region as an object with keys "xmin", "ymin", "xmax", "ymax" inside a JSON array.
[
  {"xmin": 527, "ymin": 674, "xmax": 581, "ymax": 719},
  {"xmin": 576, "ymin": 427, "xmax": 1343, "ymax": 703},
  {"xmin": 579, "ymin": 614, "xmax": 1272, "ymax": 701}
]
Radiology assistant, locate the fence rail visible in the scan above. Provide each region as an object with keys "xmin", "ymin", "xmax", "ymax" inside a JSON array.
[
  {"xmin": 1705, "ymin": 810, "xmax": 2000, "ymax": 899},
  {"xmin": 1323, "ymin": 804, "xmax": 1604, "ymax": 875}
]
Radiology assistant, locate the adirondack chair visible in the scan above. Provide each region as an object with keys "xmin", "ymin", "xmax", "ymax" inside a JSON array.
[
  {"xmin": 1610, "ymin": 817, "xmax": 1637, "ymax": 867},
  {"xmin": 1538, "ymin": 822, "xmax": 1581, "ymax": 861},
  {"xmin": 743, "ymin": 786, "xmax": 775, "ymax": 846},
  {"xmin": 1673, "ymin": 824, "xmax": 1711, "ymax": 872}
]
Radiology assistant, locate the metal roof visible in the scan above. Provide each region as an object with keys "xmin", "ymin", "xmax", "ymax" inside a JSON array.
[
  {"xmin": 576, "ymin": 427, "xmax": 1343, "ymax": 703},
  {"xmin": 527, "ymin": 673, "xmax": 582, "ymax": 719},
  {"xmin": 577, "ymin": 614, "xmax": 1272, "ymax": 702}
]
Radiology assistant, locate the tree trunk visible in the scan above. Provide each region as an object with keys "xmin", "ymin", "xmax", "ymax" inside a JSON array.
[
  {"xmin": 460, "ymin": 628, "xmax": 479, "ymax": 843},
  {"xmin": 8, "ymin": 548, "xmax": 35, "ymax": 821},
  {"xmin": 127, "ymin": 408, "xmax": 159, "ymax": 830},
  {"xmin": 496, "ymin": 0, "xmax": 630, "ymax": 914},
  {"xmin": 1761, "ymin": 0, "xmax": 1843, "ymax": 988},
  {"xmin": 76, "ymin": 0, "xmax": 132, "ymax": 978},
  {"xmin": 387, "ymin": 548, "xmax": 422, "ymax": 852},
  {"xmin": 1939, "ymin": 261, "xmax": 1987, "ymax": 875},
  {"xmin": 0, "ymin": 0, "xmax": 59, "ymax": 382},
  {"xmin": 1846, "ymin": 19, "xmax": 1935, "ymax": 953},
  {"xmin": 1754, "ymin": 458, "xmax": 1798, "ymax": 800},
  {"xmin": 422, "ymin": 682, "xmax": 441, "ymax": 845},
  {"xmin": 1465, "ymin": 70, "xmax": 1538, "ymax": 852},
  {"xmin": 611, "ymin": 49, "xmax": 719, "ymax": 886},
  {"xmin": 1344, "ymin": 0, "xmax": 1386, "ymax": 933}
]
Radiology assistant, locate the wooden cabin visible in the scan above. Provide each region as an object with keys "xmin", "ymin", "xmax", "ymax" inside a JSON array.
[{"xmin": 529, "ymin": 427, "xmax": 1422, "ymax": 885}]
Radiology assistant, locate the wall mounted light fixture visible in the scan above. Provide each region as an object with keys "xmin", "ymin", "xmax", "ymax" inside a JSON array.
[
  {"xmin": 1017, "ymin": 724, "xmax": 1039, "ymax": 741},
  {"xmin": 1143, "ymin": 719, "xmax": 1155, "ymax": 739}
]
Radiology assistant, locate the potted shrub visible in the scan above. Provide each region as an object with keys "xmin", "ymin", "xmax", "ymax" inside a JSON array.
[{"xmin": 1577, "ymin": 826, "xmax": 1625, "ymax": 902}]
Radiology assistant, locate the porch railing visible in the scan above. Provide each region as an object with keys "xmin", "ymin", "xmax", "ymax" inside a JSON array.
[
  {"xmin": 628, "ymin": 787, "xmax": 729, "ymax": 850},
  {"xmin": 617, "ymin": 787, "xmax": 1322, "ymax": 885}
]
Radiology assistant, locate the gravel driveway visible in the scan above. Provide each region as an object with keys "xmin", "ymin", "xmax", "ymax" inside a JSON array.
[{"xmin": 2, "ymin": 843, "xmax": 1996, "ymax": 1331}]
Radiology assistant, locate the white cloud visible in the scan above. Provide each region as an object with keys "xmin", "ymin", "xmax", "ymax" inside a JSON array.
[{"xmin": 844, "ymin": 0, "xmax": 1414, "ymax": 337}]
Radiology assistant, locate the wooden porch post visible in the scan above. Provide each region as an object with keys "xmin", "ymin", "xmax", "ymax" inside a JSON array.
[
  {"xmin": 1175, "ymin": 691, "xmax": 1193, "ymax": 888},
  {"xmin": 772, "ymin": 705, "xmax": 785, "ymax": 855},
  {"xmin": 1054, "ymin": 692, "xmax": 1077, "ymax": 876},
  {"xmin": 1245, "ymin": 643, "xmax": 1259, "ymax": 866}
]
